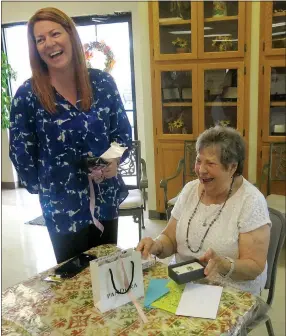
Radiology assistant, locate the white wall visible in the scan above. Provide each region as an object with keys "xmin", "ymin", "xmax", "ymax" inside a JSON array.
[
  {"xmin": 1, "ymin": 129, "xmax": 18, "ymax": 184},
  {"xmin": 248, "ymin": 2, "xmax": 260, "ymax": 183},
  {"xmin": 1, "ymin": 1, "xmax": 156, "ymax": 210}
]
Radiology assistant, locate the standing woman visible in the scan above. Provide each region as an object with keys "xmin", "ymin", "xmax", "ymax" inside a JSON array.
[{"xmin": 9, "ymin": 7, "xmax": 132, "ymax": 263}]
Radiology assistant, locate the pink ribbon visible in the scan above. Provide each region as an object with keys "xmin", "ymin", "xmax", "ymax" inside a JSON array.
[
  {"xmin": 88, "ymin": 174, "xmax": 104, "ymax": 236},
  {"xmin": 119, "ymin": 258, "xmax": 148, "ymax": 324}
]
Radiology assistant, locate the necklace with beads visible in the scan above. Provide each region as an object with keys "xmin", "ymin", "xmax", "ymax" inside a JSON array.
[{"xmin": 185, "ymin": 177, "xmax": 235, "ymax": 253}]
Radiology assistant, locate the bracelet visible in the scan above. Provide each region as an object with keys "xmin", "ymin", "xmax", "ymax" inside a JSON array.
[
  {"xmin": 220, "ymin": 256, "xmax": 235, "ymax": 279},
  {"xmin": 154, "ymin": 238, "xmax": 164, "ymax": 257}
]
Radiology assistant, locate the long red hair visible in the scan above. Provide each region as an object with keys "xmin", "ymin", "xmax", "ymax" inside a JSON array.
[{"xmin": 27, "ymin": 7, "xmax": 92, "ymax": 113}]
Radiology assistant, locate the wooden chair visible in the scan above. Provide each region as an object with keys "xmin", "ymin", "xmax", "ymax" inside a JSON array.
[
  {"xmin": 118, "ymin": 140, "xmax": 148, "ymax": 241},
  {"xmin": 160, "ymin": 140, "xmax": 196, "ymax": 219}
]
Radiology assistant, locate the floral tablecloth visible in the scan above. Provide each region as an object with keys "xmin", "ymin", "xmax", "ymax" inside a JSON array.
[{"xmin": 2, "ymin": 245, "xmax": 258, "ymax": 336}]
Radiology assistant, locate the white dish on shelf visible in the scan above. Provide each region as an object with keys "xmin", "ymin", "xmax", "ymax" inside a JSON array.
[
  {"xmin": 274, "ymin": 124, "xmax": 286, "ymax": 133},
  {"xmin": 223, "ymin": 87, "xmax": 237, "ymax": 99}
]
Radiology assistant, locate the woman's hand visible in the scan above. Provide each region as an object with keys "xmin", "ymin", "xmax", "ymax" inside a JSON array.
[
  {"xmin": 102, "ymin": 159, "xmax": 118, "ymax": 179},
  {"xmin": 199, "ymin": 248, "xmax": 230, "ymax": 279},
  {"xmin": 136, "ymin": 237, "xmax": 159, "ymax": 259}
]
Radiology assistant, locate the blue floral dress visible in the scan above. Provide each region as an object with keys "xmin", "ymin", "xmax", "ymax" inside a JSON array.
[{"xmin": 9, "ymin": 69, "xmax": 132, "ymax": 235}]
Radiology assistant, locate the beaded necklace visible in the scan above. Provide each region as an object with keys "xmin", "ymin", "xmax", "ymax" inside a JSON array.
[{"xmin": 185, "ymin": 177, "xmax": 235, "ymax": 253}]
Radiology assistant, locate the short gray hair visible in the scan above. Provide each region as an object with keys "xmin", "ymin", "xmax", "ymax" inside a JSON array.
[{"xmin": 196, "ymin": 126, "xmax": 245, "ymax": 175}]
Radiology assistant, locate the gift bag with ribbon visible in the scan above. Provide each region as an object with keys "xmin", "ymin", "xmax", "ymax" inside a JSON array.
[{"xmin": 90, "ymin": 249, "xmax": 145, "ymax": 313}]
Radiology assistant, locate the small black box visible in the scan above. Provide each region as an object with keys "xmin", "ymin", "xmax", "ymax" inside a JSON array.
[{"xmin": 168, "ymin": 258, "xmax": 206, "ymax": 285}]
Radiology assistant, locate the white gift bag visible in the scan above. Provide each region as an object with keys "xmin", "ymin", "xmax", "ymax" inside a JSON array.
[{"xmin": 90, "ymin": 249, "xmax": 145, "ymax": 313}]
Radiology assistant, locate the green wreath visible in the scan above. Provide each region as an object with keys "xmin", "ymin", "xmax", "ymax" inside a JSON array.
[{"xmin": 83, "ymin": 41, "xmax": 115, "ymax": 73}]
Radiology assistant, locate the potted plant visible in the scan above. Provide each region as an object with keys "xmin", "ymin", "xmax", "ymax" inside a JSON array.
[
  {"xmin": 1, "ymin": 51, "xmax": 16, "ymax": 129},
  {"xmin": 168, "ymin": 114, "xmax": 184, "ymax": 134},
  {"xmin": 212, "ymin": 1, "xmax": 227, "ymax": 17},
  {"xmin": 212, "ymin": 36, "xmax": 233, "ymax": 52},
  {"xmin": 172, "ymin": 38, "xmax": 188, "ymax": 53},
  {"xmin": 1, "ymin": 51, "xmax": 17, "ymax": 188},
  {"xmin": 218, "ymin": 120, "xmax": 231, "ymax": 127},
  {"xmin": 170, "ymin": 1, "xmax": 190, "ymax": 20}
]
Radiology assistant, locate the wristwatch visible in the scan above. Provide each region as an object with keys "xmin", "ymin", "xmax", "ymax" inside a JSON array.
[{"xmin": 220, "ymin": 256, "xmax": 235, "ymax": 278}]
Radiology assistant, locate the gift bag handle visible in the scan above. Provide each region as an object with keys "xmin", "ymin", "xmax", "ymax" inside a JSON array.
[{"xmin": 109, "ymin": 261, "xmax": 135, "ymax": 294}]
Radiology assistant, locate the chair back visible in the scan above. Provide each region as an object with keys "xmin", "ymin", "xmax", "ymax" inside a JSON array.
[
  {"xmin": 183, "ymin": 140, "xmax": 197, "ymax": 186},
  {"xmin": 267, "ymin": 142, "xmax": 286, "ymax": 195},
  {"xmin": 265, "ymin": 207, "xmax": 285, "ymax": 305},
  {"xmin": 118, "ymin": 140, "xmax": 141, "ymax": 190}
]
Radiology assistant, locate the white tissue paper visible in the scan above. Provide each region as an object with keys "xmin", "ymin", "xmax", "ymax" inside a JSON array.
[{"xmin": 100, "ymin": 142, "xmax": 128, "ymax": 161}]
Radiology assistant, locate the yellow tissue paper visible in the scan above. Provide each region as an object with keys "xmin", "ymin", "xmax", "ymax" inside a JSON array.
[{"xmin": 151, "ymin": 280, "xmax": 186, "ymax": 314}]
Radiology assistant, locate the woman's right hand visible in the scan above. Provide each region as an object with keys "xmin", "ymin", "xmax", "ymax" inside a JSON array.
[{"xmin": 136, "ymin": 237, "xmax": 159, "ymax": 259}]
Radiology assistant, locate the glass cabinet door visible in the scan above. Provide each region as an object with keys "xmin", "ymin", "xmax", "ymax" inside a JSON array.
[
  {"xmin": 198, "ymin": 64, "xmax": 243, "ymax": 132},
  {"xmin": 263, "ymin": 63, "xmax": 286, "ymax": 140},
  {"xmin": 153, "ymin": 1, "xmax": 197, "ymax": 60},
  {"xmin": 198, "ymin": 1, "xmax": 245, "ymax": 58},
  {"xmin": 156, "ymin": 66, "xmax": 197, "ymax": 138},
  {"xmin": 265, "ymin": 1, "xmax": 286, "ymax": 55}
]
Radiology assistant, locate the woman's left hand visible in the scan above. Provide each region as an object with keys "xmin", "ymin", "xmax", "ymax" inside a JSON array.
[
  {"xmin": 102, "ymin": 159, "xmax": 118, "ymax": 179},
  {"xmin": 199, "ymin": 248, "xmax": 229, "ymax": 279}
]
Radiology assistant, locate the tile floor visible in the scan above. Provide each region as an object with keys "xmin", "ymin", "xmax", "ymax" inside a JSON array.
[{"xmin": 1, "ymin": 187, "xmax": 285, "ymax": 335}]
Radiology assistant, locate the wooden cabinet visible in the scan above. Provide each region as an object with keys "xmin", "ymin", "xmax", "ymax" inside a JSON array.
[
  {"xmin": 149, "ymin": 1, "xmax": 251, "ymax": 213},
  {"xmin": 257, "ymin": 2, "xmax": 286, "ymax": 196}
]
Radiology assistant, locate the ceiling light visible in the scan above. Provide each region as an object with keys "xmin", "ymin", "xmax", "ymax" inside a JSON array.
[
  {"xmin": 169, "ymin": 30, "xmax": 191, "ymax": 34},
  {"xmin": 169, "ymin": 27, "xmax": 212, "ymax": 35},
  {"xmin": 213, "ymin": 39, "xmax": 238, "ymax": 42},
  {"xmin": 272, "ymin": 31, "xmax": 286, "ymax": 36},
  {"xmin": 204, "ymin": 34, "xmax": 231, "ymax": 38},
  {"xmin": 272, "ymin": 22, "xmax": 286, "ymax": 28}
]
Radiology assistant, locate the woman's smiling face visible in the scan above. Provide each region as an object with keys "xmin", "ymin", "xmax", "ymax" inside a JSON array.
[
  {"xmin": 195, "ymin": 146, "xmax": 237, "ymax": 194},
  {"xmin": 34, "ymin": 20, "xmax": 73, "ymax": 72}
]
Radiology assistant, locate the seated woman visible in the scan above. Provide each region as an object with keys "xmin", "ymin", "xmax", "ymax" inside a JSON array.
[{"xmin": 137, "ymin": 126, "xmax": 271, "ymax": 295}]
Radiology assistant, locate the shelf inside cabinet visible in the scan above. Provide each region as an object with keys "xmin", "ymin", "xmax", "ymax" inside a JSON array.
[
  {"xmin": 204, "ymin": 15, "xmax": 238, "ymax": 23},
  {"xmin": 270, "ymin": 101, "xmax": 286, "ymax": 107},
  {"xmin": 159, "ymin": 18, "xmax": 191, "ymax": 26},
  {"xmin": 204, "ymin": 102, "xmax": 237, "ymax": 107},
  {"xmin": 273, "ymin": 12, "xmax": 286, "ymax": 17},
  {"xmin": 162, "ymin": 102, "xmax": 193, "ymax": 107}
]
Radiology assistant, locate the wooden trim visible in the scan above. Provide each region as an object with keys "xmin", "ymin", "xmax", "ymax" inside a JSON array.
[
  {"xmin": 163, "ymin": 102, "xmax": 192, "ymax": 107},
  {"xmin": 204, "ymin": 15, "xmax": 238, "ymax": 23},
  {"xmin": 204, "ymin": 102, "xmax": 237, "ymax": 107},
  {"xmin": 242, "ymin": 1, "xmax": 252, "ymax": 181},
  {"xmin": 2, "ymin": 181, "xmax": 20, "ymax": 189},
  {"xmin": 273, "ymin": 12, "xmax": 286, "ymax": 17},
  {"xmin": 257, "ymin": 2, "xmax": 266, "ymax": 185},
  {"xmin": 149, "ymin": 2, "xmax": 160, "ymax": 211},
  {"xmin": 270, "ymin": 102, "xmax": 286, "ymax": 107},
  {"xmin": 159, "ymin": 19, "xmax": 191, "ymax": 26}
]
